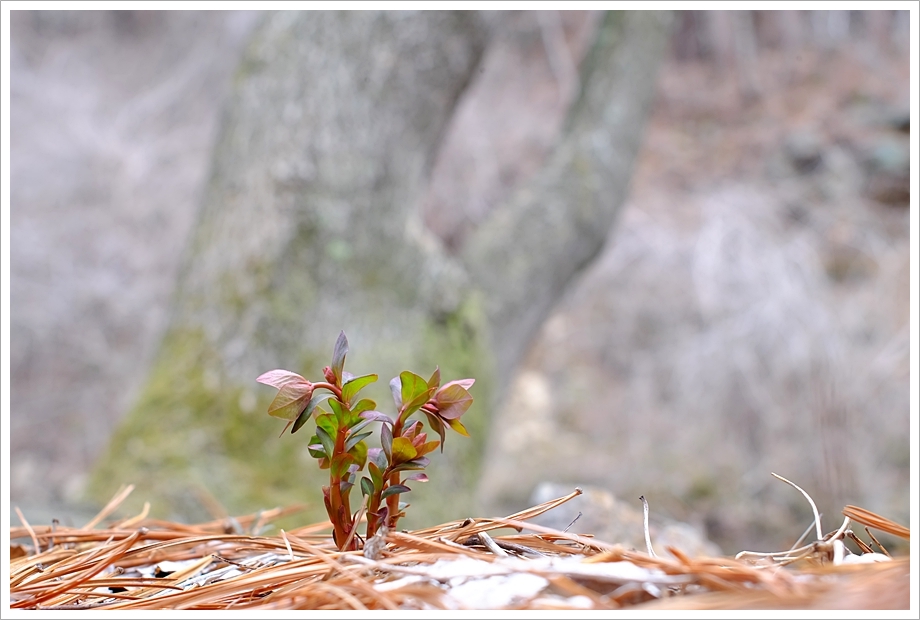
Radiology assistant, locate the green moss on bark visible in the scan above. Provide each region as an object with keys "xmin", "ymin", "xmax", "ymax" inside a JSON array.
[
  {"xmin": 87, "ymin": 327, "xmax": 315, "ymax": 524},
  {"xmin": 88, "ymin": 296, "xmax": 494, "ymax": 530}
]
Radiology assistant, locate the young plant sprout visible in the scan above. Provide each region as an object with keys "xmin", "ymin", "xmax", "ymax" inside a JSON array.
[{"xmin": 256, "ymin": 331, "xmax": 474, "ymax": 551}]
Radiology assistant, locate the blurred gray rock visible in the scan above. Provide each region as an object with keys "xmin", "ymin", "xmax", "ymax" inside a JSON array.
[
  {"xmin": 864, "ymin": 136, "xmax": 909, "ymax": 206},
  {"xmin": 783, "ymin": 130, "xmax": 823, "ymax": 174}
]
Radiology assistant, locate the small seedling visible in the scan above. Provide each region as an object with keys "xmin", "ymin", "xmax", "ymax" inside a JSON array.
[{"xmin": 256, "ymin": 331, "xmax": 474, "ymax": 551}]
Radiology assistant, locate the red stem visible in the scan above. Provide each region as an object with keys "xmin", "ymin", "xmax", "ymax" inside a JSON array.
[
  {"xmin": 313, "ymin": 381, "xmax": 343, "ymax": 400},
  {"xmin": 327, "ymin": 397, "xmax": 356, "ymax": 550},
  {"xmin": 384, "ymin": 417, "xmax": 406, "ymax": 530}
]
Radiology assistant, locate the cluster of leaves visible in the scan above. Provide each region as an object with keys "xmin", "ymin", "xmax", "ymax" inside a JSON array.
[{"xmin": 256, "ymin": 332, "xmax": 474, "ymax": 551}]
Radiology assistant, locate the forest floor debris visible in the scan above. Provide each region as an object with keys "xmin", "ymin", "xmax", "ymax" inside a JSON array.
[{"xmin": 9, "ymin": 486, "xmax": 910, "ymax": 610}]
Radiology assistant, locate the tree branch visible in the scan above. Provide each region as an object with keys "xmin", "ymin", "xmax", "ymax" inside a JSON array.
[{"xmin": 462, "ymin": 11, "xmax": 674, "ymax": 379}]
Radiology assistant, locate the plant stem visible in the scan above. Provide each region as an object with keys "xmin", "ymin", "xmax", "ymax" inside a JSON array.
[
  {"xmin": 384, "ymin": 417, "xmax": 405, "ymax": 530},
  {"xmin": 313, "ymin": 381, "xmax": 342, "ymax": 400},
  {"xmin": 328, "ymin": 399, "xmax": 356, "ymax": 550},
  {"xmin": 365, "ymin": 494, "xmax": 381, "ymax": 538}
]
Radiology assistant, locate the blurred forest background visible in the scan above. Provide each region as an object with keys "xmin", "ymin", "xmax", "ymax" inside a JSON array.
[{"xmin": 8, "ymin": 10, "xmax": 912, "ymax": 554}]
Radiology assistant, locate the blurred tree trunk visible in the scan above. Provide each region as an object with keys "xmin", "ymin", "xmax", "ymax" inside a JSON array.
[{"xmin": 89, "ymin": 10, "xmax": 672, "ymax": 525}]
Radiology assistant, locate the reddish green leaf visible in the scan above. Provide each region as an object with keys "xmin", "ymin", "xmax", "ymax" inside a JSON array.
[
  {"xmin": 427, "ymin": 366, "xmax": 441, "ymax": 390},
  {"xmin": 447, "ymin": 417, "xmax": 470, "ymax": 437},
  {"xmin": 347, "ymin": 418, "xmax": 373, "ymax": 437},
  {"xmin": 351, "ymin": 398, "xmax": 377, "ymax": 416},
  {"xmin": 441, "ymin": 378, "xmax": 475, "ymax": 391},
  {"xmin": 265, "ymin": 380, "xmax": 314, "ymax": 421},
  {"xmin": 380, "ymin": 484, "xmax": 411, "ymax": 500},
  {"xmin": 399, "ymin": 371, "xmax": 431, "ymax": 414},
  {"xmin": 390, "ymin": 458, "xmax": 429, "ymax": 474},
  {"xmin": 402, "ymin": 419, "xmax": 422, "ymax": 438},
  {"xmin": 291, "ymin": 409, "xmax": 309, "ymax": 435},
  {"xmin": 402, "ymin": 393, "xmax": 434, "ymax": 420},
  {"xmin": 308, "ymin": 393, "xmax": 333, "ymax": 417},
  {"xmin": 307, "ymin": 437, "xmax": 325, "ymax": 459},
  {"xmin": 360, "ymin": 477, "xmax": 374, "ymax": 498},
  {"xmin": 381, "ymin": 423, "xmax": 393, "ymax": 462},
  {"xmin": 434, "ymin": 383, "xmax": 474, "ymax": 420},
  {"xmin": 415, "ymin": 440, "xmax": 440, "ymax": 456},
  {"xmin": 334, "ymin": 398, "xmax": 363, "ymax": 429},
  {"xmin": 315, "ymin": 426, "xmax": 335, "ymax": 459},
  {"xmin": 369, "ymin": 448, "xmax": 387, "ymax": 472},
  {"xmin": 405, "ymin": 473, "xmax": 429, "ymax": 482},
  {"xmin": 423, "ymin": 412, "xmax": 446, "ymax": 451},
  {"xmin": 345, "ymin": 430, "xmax": 372, "ymax": 453},
  {"xmin": 391, "ymin": 437, "xmax": 418, "ymax": 463},
  {"xmin": 342, "ymin": 373, "xmax": 378, "ymax": 404},
  {"xmin": 343, "ymin": 410, "xmax": 363, "ymax": 429},
  {"xmin": 331, "ymin": 331, "xmax": 348, "ymax": 384},
  {"xmin": 373, "ymin": 505, "xmax": 390, "ymax": 525},
  {"xmin": 389, "ymin": 376, "xmax": 403, "ymax": 408},
  {"xmin": 360, "ymin": 410, "xmax": 394, "ymax": 426},
  {"xmin": 256, "ymin": 369, "xmax": 308, "ymax": 390},
  {"xmin": 292, "ymin": 393, "xmax": 332, "ymax": 434},
  {"xmin": 316, "ymin": 413, "xmax": 338, "ymax": 439},
  {"xmin": 367, "ymin": 461, "xmax": 383, "ymax": 490},
  {"xmin": 331, "ymin": 453, "xmax": 355, "ymax": 478},
  {"xmin": 328, "ymin": 398, "xmax": 346, "ymax": 421},
  {"xmin": 348, "ymin": 436, "xmax": 368, "ymax": 468}
]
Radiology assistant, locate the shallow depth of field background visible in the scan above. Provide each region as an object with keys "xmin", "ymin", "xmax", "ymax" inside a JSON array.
[{"xmin": 8, "ymin": 10, "xmax": 912, "ymax": 553}]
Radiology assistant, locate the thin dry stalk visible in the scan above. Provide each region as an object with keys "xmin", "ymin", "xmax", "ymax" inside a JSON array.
[{"xmin": 842, "ymin": 505, "xmax": 910, "ymax": 540}]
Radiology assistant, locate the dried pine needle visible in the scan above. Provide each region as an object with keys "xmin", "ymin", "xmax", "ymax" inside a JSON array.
[
  {"xmin": 8, "ymin": 485, "xmax": 910, "ymax": 610},
  {"xmin": 842, "ymin": 505, "xmax": 910, "ymax": 540}
]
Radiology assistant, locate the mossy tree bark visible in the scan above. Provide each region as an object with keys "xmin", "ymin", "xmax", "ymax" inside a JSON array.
[{"xmin": 89, "ymin": 11, "xmax": 672, "ymax": 527}]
